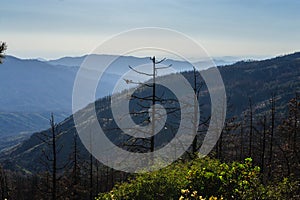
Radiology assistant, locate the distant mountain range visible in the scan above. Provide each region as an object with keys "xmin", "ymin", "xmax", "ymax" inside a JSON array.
[
  {"xmin": 46, "ymin": 54, "xmax": 236, "ymax": 68},
  {"xmin": 0, "ymin": 56, "xmax": 75, "ymax": 138},
  {"xmin": 1, "ymin": 52, "xmax": 299, "ymax": 173},
  {"xmin": 0, "ymin": 54, "xmax": 237, "ymax": 151},
  {"xmin": 0, "ymin": 54, "xmax": 235, "ymax": 138}
]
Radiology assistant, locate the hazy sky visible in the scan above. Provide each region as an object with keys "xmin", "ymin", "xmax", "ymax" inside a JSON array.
[{"xmin": 1, "ymin": 0, "xmax": 299, "ymax": 59}]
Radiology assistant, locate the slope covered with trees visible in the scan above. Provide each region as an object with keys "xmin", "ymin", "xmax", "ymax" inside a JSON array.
[{"xmin": 0, "ymin": 52, "xmax": 299, "ymax": 199}]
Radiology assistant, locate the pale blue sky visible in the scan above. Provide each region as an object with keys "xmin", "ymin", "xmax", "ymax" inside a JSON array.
[{"xmin": 1, "ymin": 0, "xmax": 299, "ymax": 59}]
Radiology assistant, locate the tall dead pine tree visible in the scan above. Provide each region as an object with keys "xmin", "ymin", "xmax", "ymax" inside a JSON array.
[
  {"xmin": 37, "ymin": 113, "xmax": 64, "ymax": 199},
  {"xmin": 124, "ymin": 56, "xmax": 172, "ymax": 154},
  {"xmin": 50, "ymin": 114, "xmax": 57, "ymax": 200}
]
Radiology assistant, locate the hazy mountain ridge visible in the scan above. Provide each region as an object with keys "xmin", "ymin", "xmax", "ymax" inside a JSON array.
[
  {"xmin": 1, "ymin": 52, "xmax": 299, "ymax": 173},
  {"xmin": 47, "ymin": 54, "xmax": 236, "ymax": 68},
  {"xmin": 0, "ymin": 54, "xmax": 233, "ymax": 139},
  {"xmin": 0, "ymin": 56, "xmax": 77, "ymax": 140}
]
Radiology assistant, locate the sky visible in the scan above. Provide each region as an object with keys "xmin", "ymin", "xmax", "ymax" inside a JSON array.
[{"xmin": 1, "ymin": 0, "xmax": 300, "ymax": 60}]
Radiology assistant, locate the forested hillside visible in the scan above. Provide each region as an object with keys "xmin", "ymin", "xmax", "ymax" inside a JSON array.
[{"xmin": 0, "ymin": 52, "xmax": 299, "ymax": 199}]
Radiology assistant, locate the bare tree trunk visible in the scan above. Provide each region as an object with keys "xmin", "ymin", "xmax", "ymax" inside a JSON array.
[
  {"xmin": 106, "ymin": 166, "xmax": 109, "ymax": 191},
  {"xmin": 192, "ymin": 67, "xmax": 198, "ymax": 155},
  {"xmin": 0, "ymin": 166, "xmax": 8, "ymax": 200},
  {"xmin": 293, "ymin": 93, "xmax": 299, "ymax": 153},
  {"xmin": 217, "ymin": 131, "xmax": 223, "ymax": 160},
  {"xmin": 261, "ymin": 115, "xmax": 267, "ymax": 181},
  {"xmin": 249, "ymin": 98, "xmax": 253, "ymax": 158},
  {"xmin": 110, "ymin": 168, "xmax": 114, "ymax": 190},
  {"xmin": 240, "ymin": 123, "xmax": 244, "ymax": 160},
  {"xmin": 124, "ymin": 56, "xmax": 170, "ymax": 160},
  {"xmin": 96, "ymin": 161, "xmax": 100, "ymax": 195},
  {"xmin": 50, "ymin": 113, "xmax": 57, "ymax": 200},
  {"xmin": 36, "ymin": 113, "xmax": 65, "ymax": 199},
  {"xmin": 150, "ymin": 56, "xmax": 156, "ymax": 154},
  {"xmin": 89, "ymin": 143, "xmax": 93, "ymax": 200},
  {"xmin": 72, "ymin": 133, "xmax": 79, "ymax": 199},
  {"xmin": 268, "ymin": 94, "xmax": 276, "ymax": 180}
]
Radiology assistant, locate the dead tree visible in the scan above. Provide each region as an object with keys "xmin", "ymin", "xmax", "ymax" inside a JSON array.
[
  {"xmin": 88, "ymin": 130, "xmax": 94, "ymax": 200},
  {"xmin": 89, "ymin": 152, "xmax": 93, "ymax": 200},
  {"xmin": 267, "ymin": 94, "xmax": 276, "ymax": 180},
  {"xmin": 240, "ymin": 121, "xmax": 244, "ymax": 160},
  {"xmin": 67, "ymin": 132, "xmax": 84, "ymax": 199},
  {"xmin": 0, "ymin": 165, "xmax": 9, "ymax": 199},
  {"xmin": 0, "ymin": 42, "xmax": 7, "ymax": 64},
  {"xmin": 192, "ymin": 67, "xmax": 199, "ymax": 154},
  {"xmin": 248, "ymin": 97, "xmax": 254, "ymax": 158},
  {"xmin": 190, "ymin": 67, "xmax": 211, "ymax": 157},
  {"xmin": 73, "ymin": 133, "xmax": 79, "ymax": 186},
  {"xmin": 50, "ymin": 114, "xmax": 57, "ymax": 200},
  {"xmin": 291, "ymin": 93, "xmax": 299, "ymax": 157},
  {"xmin": 276, "ymin": 94, "xmax": 300, "ymax": 177},
  {"xmin": 37, "ymin": 113, "xmax": 65, "ymax": 200},
  {"xmin": 262, "ymin": 115, "xmax": 267, "ymax": 176},
  {"xmin": 258, "ymin": 114, "xmax": 267, "ymax": 182},
  {"xmin": 123, "ymin": 56, "xmax": 174, "ymax": 154}
]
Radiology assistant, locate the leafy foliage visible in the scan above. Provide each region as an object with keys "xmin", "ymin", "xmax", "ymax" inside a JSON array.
[
  {"xmin": 96, "ymin": 157, "xmax": 299, "ymax": 200},
  {"xmin": 183, "ymin": 157, "xmax": 261, "ymax": 199},
  {"xmin": 96, "ymin": 160, "xmax": 189, "ymax": 200}
]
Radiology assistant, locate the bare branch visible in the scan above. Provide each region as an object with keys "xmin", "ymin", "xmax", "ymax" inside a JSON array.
[
  {"xmin": 156, "ymin": 64, "xmax": 172, "ymax": 69},
  {"xmin": 129, "ymin": 65, "xmax": 153, "ymax": 76}
]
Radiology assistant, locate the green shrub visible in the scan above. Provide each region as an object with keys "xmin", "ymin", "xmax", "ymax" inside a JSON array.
[
  {"xmin": 178, "ymin": 157, "xmax": 261, "ymax": 199},
  {"xmin": 96, "ymin": 157, "xmax": 298, "ymax": 200},
  {"xmin": 97, "ymin": 161, "xmax": 189, "ymax": 200},
  {"xmin": 261, "ymin": 177, "xmax": 300, "ymax": 199}
]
